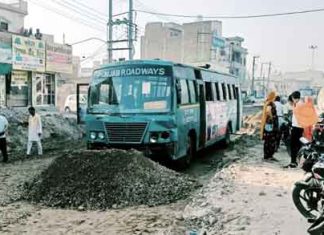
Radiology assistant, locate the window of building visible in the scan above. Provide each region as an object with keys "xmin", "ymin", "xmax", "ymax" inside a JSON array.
[
  {"xmin": 221, "ymin": 83, "xmax": 227, "ymax": 100},
  {"xmin": 215, "ymin": 82, "xmax": 220, "ymax": 101},
  {"xmin": 188, "ymin": 80, "xmax": 197, "ymax": 103},
  {"xmin": 227, "ymin": 84, "xmax": 232, "ymax": 100},
  {"xmin": 0, "ymin": 22, "xmax": 8, "ymax": 31},
  {"xmin": 205, "ymin": 82, "xmax": 213, "ymax": 101}
]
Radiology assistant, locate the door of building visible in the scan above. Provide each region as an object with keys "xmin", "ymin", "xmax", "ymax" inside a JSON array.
[{"xmin": 34, "ymin": 73, "xmax": 55, "ymax": 106}]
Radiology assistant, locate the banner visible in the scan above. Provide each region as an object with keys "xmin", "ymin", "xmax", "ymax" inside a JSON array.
[
  {"xmin": 11, "ymin": 70, "xmax": 28, "ymax": 85},
  {"xmin": 12, "ymin": 35, "xmax": 45, "ymax": 72},
  {"xmin": 0, "ymin": 32, "xmax": 12, "ymax": 64},
  {"xmin": 46, "ymin": 42, "xmax": 72, "ymax": 74}
]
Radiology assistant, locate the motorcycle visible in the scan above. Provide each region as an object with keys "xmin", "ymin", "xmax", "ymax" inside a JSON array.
[{"xmin": 292, "ymin": 136, "xmax": 324, "ymax": 234}]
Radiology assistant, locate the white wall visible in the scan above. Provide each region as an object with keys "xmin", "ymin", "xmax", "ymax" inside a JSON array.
[{"xmin": 0, "ymin": 0, "xmax": 27, "ymax": 33}]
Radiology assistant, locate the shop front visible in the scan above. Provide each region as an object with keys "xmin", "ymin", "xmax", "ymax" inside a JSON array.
[
  {"xmin": 0, "ymin": 32, "xmax": 12, "ymax": 106},
  {"xmin": 1, "ymin": 34, "xmax": 72, "ymax": 109},
  {"xmin": 11, "ymin": 34, "xmax": 45, "ymax": 107}
]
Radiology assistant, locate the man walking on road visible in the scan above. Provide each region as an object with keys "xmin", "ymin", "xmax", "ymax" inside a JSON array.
[
  {"xmin": 27, "ymin": 107, "xmax": 43, "ymax": 156},
  {"xmin": 0, "ymin": 114, "xmax": 8, "ymax": 163},
  {"xmin": 284, "ymin": 91, "xmax": 303, "ymax": 168}
]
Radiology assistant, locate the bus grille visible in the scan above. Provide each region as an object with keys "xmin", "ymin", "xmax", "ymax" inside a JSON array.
[{"xmin": 104, "ymin": 122, "xmax": 148, "ymax": 144}]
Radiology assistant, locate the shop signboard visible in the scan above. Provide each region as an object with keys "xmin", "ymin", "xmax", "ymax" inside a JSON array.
[
  {"xmin": 0, "ymin": 32, "xmax": 12, "ymax": 64},
  {"xmin": 46, "ymin": 42, "xmax": 72, "ymax": 74},
  {"xmin": 12, "ymin": 35, "xmax": 45, "ymax": 72}
]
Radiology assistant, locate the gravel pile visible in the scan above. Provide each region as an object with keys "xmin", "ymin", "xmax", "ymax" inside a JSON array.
[{"xmin": 23, "ymin": 149, "xmax": 200, "ymax": 210}]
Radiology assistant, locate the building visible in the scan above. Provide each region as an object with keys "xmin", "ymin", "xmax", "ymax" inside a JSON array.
[
  {"xmin": 141, "ymin": 20, "xmax": 248, "ymax": 83},
  {"xmin": 0, "ymin": 0, "xmax": 27, "ymax": 33},
  {"xmin": 0, "ymin": 0, "xmax": 73, "ymax": 109},
  {"xmin": 141, "ymin": 22, "xmax": 183, "ymax": 62}
]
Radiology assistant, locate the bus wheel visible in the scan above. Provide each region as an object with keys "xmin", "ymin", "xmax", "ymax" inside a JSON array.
[{"xmin": 178, "ymin": 135, "xmax": 195, "ymax": 169}]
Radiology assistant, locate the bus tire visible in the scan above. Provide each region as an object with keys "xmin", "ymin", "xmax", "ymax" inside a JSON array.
[
  {"xmin": 177, "ymin": 135, "xmax": 195, "ymax": 169},
  {"xmin": 221, "ymin": 124, "xmax": 231, "ymax": 147}
]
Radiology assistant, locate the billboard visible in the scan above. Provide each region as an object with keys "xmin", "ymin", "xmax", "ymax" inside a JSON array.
[
  {"xmin": 0, "ymin": 32, "xmax": 12, "ymax": 64},
  {"xmin": 12, "ymin": 35, "xmax": 45, "ymax": 72},
  {"xmin": 46, "ymin": 42, "xmax": 73, "ymax": 74}
]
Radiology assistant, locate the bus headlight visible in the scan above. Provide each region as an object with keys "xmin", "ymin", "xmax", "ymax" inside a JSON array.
[
  {"xmin": 90, "ymin": 132, "xmax": 97, "ymax": 140},
  {"xmin": 150, "ymin": 132, "xmax": 159, "ymax": 143},
  {"xmin": 98, "ymin": 132, "xmax": 105, "ymax": 140}
]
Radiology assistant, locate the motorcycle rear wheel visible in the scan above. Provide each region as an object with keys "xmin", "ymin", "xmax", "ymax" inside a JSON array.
[{"xmin": 292, "ymin": 183, "xmax": 321, "ymax": 219}]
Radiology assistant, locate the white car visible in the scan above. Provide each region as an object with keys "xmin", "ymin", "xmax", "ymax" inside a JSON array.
[{"xmin": 64, "ymin": 94, "xmax": 87, "ymax": 113}]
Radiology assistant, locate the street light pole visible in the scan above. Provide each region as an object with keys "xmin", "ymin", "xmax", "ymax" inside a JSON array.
[
  {"xmin": 309, "ymin": 45, "xmax": 318, "ymax": 71},
  {"xmin": 251, "ymin": 55, "xmax": 259, "ymax": 96}
]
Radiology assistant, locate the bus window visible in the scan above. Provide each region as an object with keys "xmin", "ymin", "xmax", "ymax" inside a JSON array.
[
  {"xmin": 221, "ymin": 83, "xmax": 227, "ymax": 100},
  {"xmin": 205, "ymin": 82, "xmax": 213, "ymax": 101},
  {"xmin": 232, "ymin": 85, "xmax": 237, "ymax": 99},
  {"xmin": 215, "ymin": 82, "xmax": 220, "ymax": 101},
  {"xmin": 227, "ymin": 84, "xmax": 232, "ymax": 100},
  {"xmin": 179, "ymin": 79, "xmax": 190, "ymax": 104},
  {"xmin": 188, "ymin": 80, "xmax": 197, "ymax": 104}
]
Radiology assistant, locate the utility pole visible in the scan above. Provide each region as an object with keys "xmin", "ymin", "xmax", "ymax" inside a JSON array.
[
  {"xmin": 108, "ymin": 0, "xmax": 113, "ymax": 63},
  {"xmin": 309, "ymin": 45, "xmax": 317, "ymax": 71},
  {"xmin": 251, "ymin": 55, "xmax": 259, "ymax": 96},
  {"xmin": 266, "ymin": 62, "xmax": 272, "ymax": 94},
  {"xmin": 128, "ymin": 0, "xmax": 134, "ymax": 60}
]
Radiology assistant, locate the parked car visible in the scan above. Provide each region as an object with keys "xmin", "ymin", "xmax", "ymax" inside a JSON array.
[{"xmin": 64, "ymin": 94, "xmax": 87, "ymax": 113}]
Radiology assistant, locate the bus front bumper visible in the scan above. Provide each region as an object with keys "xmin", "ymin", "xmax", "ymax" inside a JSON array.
[{"xmin": 87, "ymin": 142, "xmax": 177, "ymax": 159}]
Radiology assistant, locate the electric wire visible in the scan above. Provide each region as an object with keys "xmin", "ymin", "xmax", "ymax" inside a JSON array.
[
  {"xmin": 27, "ymin": 0, "xmax": 105, "ymax": 32},
  {"xmin": 135, "ymin": 7, "xmax": 324, "ymax": 19}
]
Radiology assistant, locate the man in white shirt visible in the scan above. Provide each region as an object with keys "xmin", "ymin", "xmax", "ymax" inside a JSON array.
[
  {"xmin": 0, "ymin": 114, "xmax": 8, "ymax": 162},
  {"xmin": 27, "ymin": 107, "xmax": 43, "ymax": 156},
  {"xmin": 285, "ymin": 91, "xmax": 303, "ymax": 168}
]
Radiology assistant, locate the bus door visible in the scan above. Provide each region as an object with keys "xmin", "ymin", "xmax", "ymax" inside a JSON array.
[
  {"xmin": 76, "ymin": 83, "xmax": 89, "ymax": 124},
  {"xmin": 198, "ymin": 82, "xmax": 206, "ymax": 148}
]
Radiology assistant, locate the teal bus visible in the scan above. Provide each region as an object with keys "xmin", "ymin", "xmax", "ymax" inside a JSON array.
[{"xmin": 85, "ymin": 60, "xmax": 242, "ymax": 167}]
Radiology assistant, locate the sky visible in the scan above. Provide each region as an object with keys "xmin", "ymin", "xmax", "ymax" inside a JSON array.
[{"xmin": 23, "ymin": 0, "xmax": 324, "ymax": 73}]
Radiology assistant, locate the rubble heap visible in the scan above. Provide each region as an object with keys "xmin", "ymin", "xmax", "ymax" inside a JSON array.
[
  {"xmin": 0, "ymin": 107, "xmax": 82, "ymax": 151},
  {"xmin": 24, "ymin": 149, "xmax": 200, "ymax": 210},
  {"xmin": 243, "ymin": 111, "xmax": 262, "ymax": 132}
]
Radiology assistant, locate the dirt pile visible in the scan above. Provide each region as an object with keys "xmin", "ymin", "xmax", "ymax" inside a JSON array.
[
  {"xmin": 23, "ymin": 149, "xmax": 200, "ymax": 210},
  {"xmin": 243, "ymin": 111, "xmax": 262, "ymax": 133},
  {"xmin": 0, "ymin": 107, "xmax": 83, "ymax": 151}
]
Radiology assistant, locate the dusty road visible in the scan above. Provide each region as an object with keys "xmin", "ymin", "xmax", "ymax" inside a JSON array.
[{"xmin": 0, "ymin": 136, "xmax": 310, "ymax": 234}]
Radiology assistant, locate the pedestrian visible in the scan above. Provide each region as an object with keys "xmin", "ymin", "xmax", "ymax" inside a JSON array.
[
  {"xmin": 274, "ymin": 96, "xmax": 284, "ymax": 151},
  {"xmin": 27, "ymin": 107, "xmax": 43, "ymax": 156},
  {"xmin": 0, "ymin": 114, "xmax": 8, "ymax": 163},
  {"xmin": 260, "ymin": 91, "xmax": 279, "ymax": 161},
  {"xmin": 284, "ymin": 91, "xmax": 304, "ymax": 168},
  {"xmin": 295, "ymin": 96, "xmax": 318, "ymax": 141}
]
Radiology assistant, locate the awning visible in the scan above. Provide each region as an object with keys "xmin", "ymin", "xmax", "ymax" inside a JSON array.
[{"xmin": 0, "ymin": 63, "xmax": 12, "ymax": 75}]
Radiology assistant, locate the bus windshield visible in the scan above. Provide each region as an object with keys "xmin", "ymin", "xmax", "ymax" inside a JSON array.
[{"xmin": 89, "ymin": 75, "xmax": 172, "ymax": 114}]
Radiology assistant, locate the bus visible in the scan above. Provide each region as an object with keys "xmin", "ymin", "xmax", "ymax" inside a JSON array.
[{"xmin": 85, "ymin": 60, "xmax": 242, "ymax": 167}]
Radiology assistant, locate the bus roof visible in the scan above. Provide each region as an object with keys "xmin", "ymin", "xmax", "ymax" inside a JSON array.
[{"xmin": 98, "ymin": 59, "xmax": 237, "ymax": 80}]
